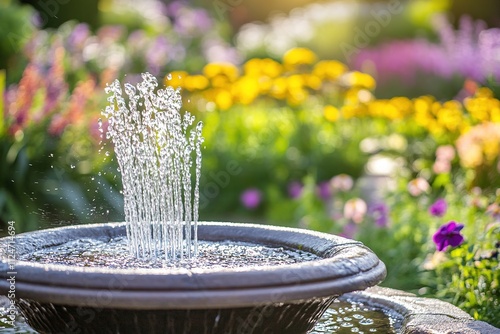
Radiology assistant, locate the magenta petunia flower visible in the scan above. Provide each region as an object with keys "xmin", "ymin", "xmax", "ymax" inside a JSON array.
[
  {"xmin": 287, "ymin": 181, "xmax": 303, "ymax": 199},
  {"xmin": 432, "ymin": 221, "xmax": 464, "ymax": 251},
  {"xmin": 240, "ymin": 188, "xmax": 262, "ymax": 209},
  {"xmin": 429, "ymin": 198, "xmax": 448, "ymax": 217}
]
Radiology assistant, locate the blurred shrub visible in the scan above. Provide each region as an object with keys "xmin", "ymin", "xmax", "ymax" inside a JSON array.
[
  {"xmin": 353, "ymin": 16, "xmax": 500, "ymax": 99},
  {"xmin": 234, "ymin": 0, "xmax": 441, "ymax": 61},
  {"xmin": 0, "ymin": 0, "xmax": 35, "ymax": 74}
]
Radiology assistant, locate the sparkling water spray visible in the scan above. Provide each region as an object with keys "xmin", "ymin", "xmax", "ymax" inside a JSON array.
[{"xmin": 102, "ymin": 72, "xmax": 203, "ymax": 261}]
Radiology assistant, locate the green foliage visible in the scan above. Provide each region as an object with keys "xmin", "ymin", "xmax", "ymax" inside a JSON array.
[
  {"xmin": 0, "ymin": 1, "xmax": 34, "ymax": 73},
  {"xmin": 431, "ymin": 209, "xmax": 500, "ymax": 326},
  {"xmin": 199, "ymin": 103, "xmax": 369, "ymax": 222}
]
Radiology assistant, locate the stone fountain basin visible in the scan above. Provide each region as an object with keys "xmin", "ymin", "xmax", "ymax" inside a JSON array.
[{"xmin": 0, "ymin": 222, "xmax": 386, "ymax": 333}]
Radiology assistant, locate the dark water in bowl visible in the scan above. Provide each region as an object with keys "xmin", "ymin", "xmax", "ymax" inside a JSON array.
[
  {"xmin": 19, "ymin": 237, "xmax": 320, "ymax": 270},
  {"xmin": 0, "ymin": 297, "xmax": 400, "ymax": 333}
]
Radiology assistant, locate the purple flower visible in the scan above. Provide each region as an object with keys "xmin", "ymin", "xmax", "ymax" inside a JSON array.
[
  {"xmin": 429, "ymin": 198, "xmax": 448, "ymax": 217},
  {"xmin": 67, "ymin": 24, "xmax": 90, "ymax": 51},
  {"xmin": 145, "ymin": 36, "xmax": 171, "ymax": 76},
  {"xmin": 368, "ymin": 202, "xmax": 389, "ymax": 227},
  {"xmin": 352, "ymin": 16, "xmax": 500, "ymax": 87},
  {"xmin": 340, "ymin": 222, "xmax": 358, "ymax": 239},
  {"xmin": 432, "ymin": 221, "xmax": 464, "ymax": 251},
  {"xmin": 287, "ymin": 181, "xmax": 303, "ymax": 199},
  {"xmin": 316, "ymin": 181, "xmax": 331, "ymax": 200},
  {"xmin": 240, "ymin": 188, "xmax": 262, "ymax": 209}
]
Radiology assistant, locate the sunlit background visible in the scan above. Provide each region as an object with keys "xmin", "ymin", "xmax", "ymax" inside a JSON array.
[{"xmin": 1, "ymin": 0, "xmax": 500, "ymax": 327}]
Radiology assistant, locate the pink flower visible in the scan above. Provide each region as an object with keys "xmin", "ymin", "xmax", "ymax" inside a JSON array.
[
  {"xmin": 433, "ymin": 159, "xmax": 451, "ymax": 174},
  {"xmin": 343, "ymin": 198, "xmax": 367, "ymax": 224},
  {"xmin": 407, "ymin": 177, "xmax": 430, "ymax": 196},
  {"xmin": 436, "ymin": 145, "xmax": 455, "ymax": 161},
  {"xmin": 240, "ymin": 188, "xmax": 262, "ymax": 209},
  {"xmin": 330, "ymin": 174, "xmax": 354, "ymax": 192},
  {"xmin": 486, "ymin": 203, "xmax": 500, "ymax": 221}
]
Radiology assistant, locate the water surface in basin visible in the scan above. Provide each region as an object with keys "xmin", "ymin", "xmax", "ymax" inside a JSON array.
[
  {"xmin": 311, "ymin": 299, "xmax": 401, "ymax": 333},
  {"xmin": 19, "ymin": 236, "xmax": 320, "ymax": 269}
]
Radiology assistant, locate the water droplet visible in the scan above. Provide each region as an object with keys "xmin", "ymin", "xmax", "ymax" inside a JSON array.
[
  {"xmin": 341, "ymin": 322, "xmax": 354, "ymax": 328},
  {"xmin": 167, "ymin": 73, "xmax": 172, "ymax": 80},
  {"xmin": 360, "ymin": 319, "xmax": 374, "ymax": 326}
]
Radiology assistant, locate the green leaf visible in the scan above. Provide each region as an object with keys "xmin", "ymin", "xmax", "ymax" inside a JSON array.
[{"xmin": 0, "ymin": 69, "xmax": 4, "ymax": 135}]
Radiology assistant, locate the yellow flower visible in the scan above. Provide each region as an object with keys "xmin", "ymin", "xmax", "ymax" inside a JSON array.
[
  {"xmin": 436, "ymin": 101, "xmax": 465, "ymax": 132},
  {"xmin": 165, "ymin": 71, "xmax": 187, "ymax": 88},
  {"xmin": 464, "ymin": 88, "xmax": 500, "ymax": 123},
  {"xmin": 183, "ymin": 75, "xmax": 209, "ymax": 91},
  {"xmin": 282, "ymin": 47, "xmax": 317, "ymax": 68},
  {"xmin": 389, "ymin": 97, "xmax": 412, "ymax": 118},
  {"xmin": 341, "ymin": 104, "xmax": 367, "ymax": 119},
  {"xmin": 232, "ymin": 76, "xmax": 260, "ymax": 105},
  {"xmin": 313, "ymin": 60, "xmax": 348, "ymax": 80},
  {"xmin": 203, "ymin": 63, "xmax": 239, "ymax": 83},
  {"xmin": 257, "ymin": 76, "xmax": 273, "ymax": 94},
  {"xmin": 324, "ymin": 105, "xmax": 340, "ymax": 122},
  {"xmin": 343, "ymin": 88, "xmax": 373, "ymax": 107},
  {"xmin": 270, "ymin": 77, "xmax": 288, "ymax": 100},
  {"xmin": 491, "ymin": 107, "xmax": 500, "ymax": 123},
  {"xmin": 368, "ymin": 100, "xmax": 400, "ymax": 120},
  {"xmin": 456, "ymin": 122, "xmax": 500, "ymax": 168},
  {"xmin": 286, "ymin": 75, "xmax": 304, "ymax": 89},
  {"xmin": 204, "ymin": 88, "xmax": 233, "ymax": 110},
  {"xmin": 413, "ymin": 96, "xmax": 434, "ymax": 127},
  {"xmin": 303, "ymin": 74, "xmax": 322, "ymax": 90},
  {"xmin": 244, "ymin": 58, "xmax": 283, "ymax": 78},
  {"xmin": 340, "ymin": 71, "xmax": 376, "ymax": 90},
  {"xmin": 286, "ymin": 87, "xmax": 308, "ymax": 106}
]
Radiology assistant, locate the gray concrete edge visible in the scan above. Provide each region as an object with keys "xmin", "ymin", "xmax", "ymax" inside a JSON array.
[{"xmin": 341, "ymin": 286, "xmax": 500, "ymax": 334}]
